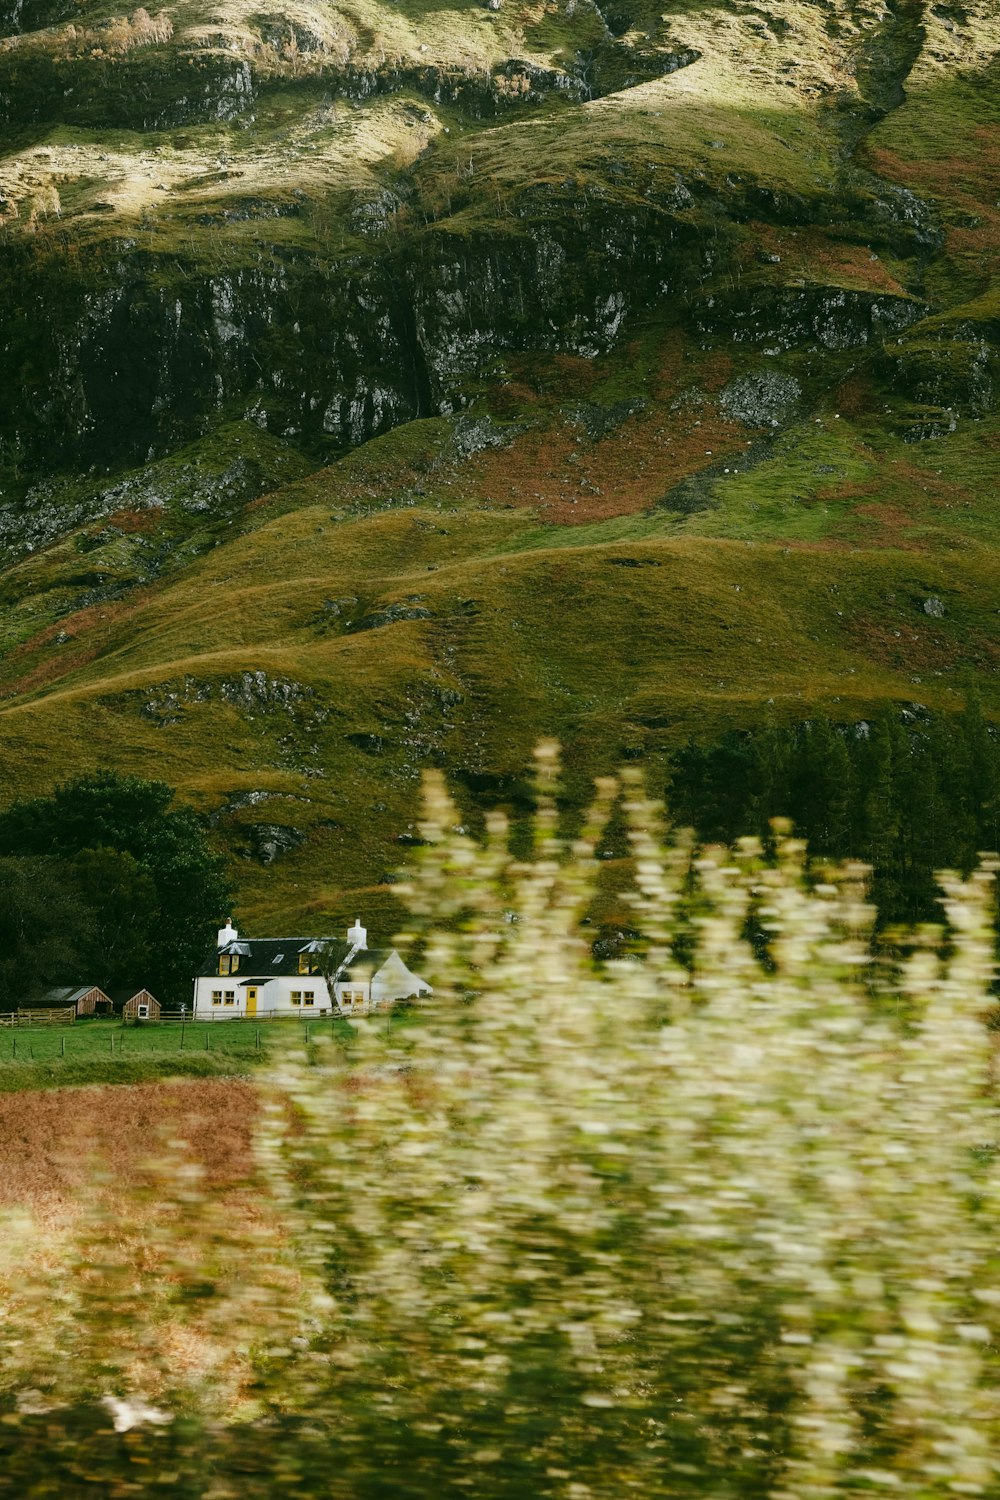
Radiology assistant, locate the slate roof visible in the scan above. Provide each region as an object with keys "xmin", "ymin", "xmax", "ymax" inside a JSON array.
[
  {"xmin": 40, "ymin": 984, "xmax": 107, "ymax": 1007},
  {"xmin": 336, "ymin": 946, "xmax": 392, "ymax": 978},
  {"xmin": 197, "ymin": 938, "xmax": 392, "ymax": 980}
]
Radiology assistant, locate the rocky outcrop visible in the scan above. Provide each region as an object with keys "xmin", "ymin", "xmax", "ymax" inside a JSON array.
[
  {"xmin": 0, "ymin": 30, "xmax": 698, "ymax": 131},
  {"xmin": 884, "ymin": 337, "xmax": 996, "ymax": 419},
  {"xmin": 0, "ymin": 44, "xmax": 254, "ymax": 130},
  {"xmin": 0, "ymin": 155, "xmax": 954, "ymax": 496},
  {"xmin": 0, "ymin": 0, "xmax": 993, "ymax": 538},
  {"xmin": 691, "ymin": 282, "xmax": 925, "ymax": 352},
  {"xmin": 0, "ymin": 182, "xmax": 704, "ymax": 479},
  {"xmin": 0, "ymin": 245, "xmax": 427, "ymax": 477}
]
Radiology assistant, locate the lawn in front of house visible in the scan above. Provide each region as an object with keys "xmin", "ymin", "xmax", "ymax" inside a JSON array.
[{"xmin": 0, "ymin": 1013, "xmax": 357, "ymax": 1092}]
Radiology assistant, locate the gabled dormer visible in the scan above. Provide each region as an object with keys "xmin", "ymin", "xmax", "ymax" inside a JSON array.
[
  {"xmin": 298, "ymin": 939, "xmax": 325, "ymax": 976},
  {"xmin": 218, "ymin": 939, "xmax": 250, "ymax": 975}
]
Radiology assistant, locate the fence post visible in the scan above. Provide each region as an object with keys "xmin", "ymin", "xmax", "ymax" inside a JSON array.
[
  {"xmin": 255, "ymin": 1029, "xmax": 260, "ymax": 1051},
  {"xmin": 60, "ymin": 1036, "xmax": 65, "ymax": 1058},
  {"xmin": 181, "ymin": 1023, "xmax": 185, "ymax": 1049},
  {"xmin": 205, "ymin": 1030, "xmax": 210, "ymax": 1051},
  {"xmin": 12, "ymin": 1036, "xmax": 15, "ymax": 1060},
  {"xmin": 111, "ymin": 1033, "xmax": 114, "ymax": 1055}
]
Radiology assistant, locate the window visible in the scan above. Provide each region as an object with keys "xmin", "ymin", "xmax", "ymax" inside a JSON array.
[
  {"xmin": 212, "ymin": 990, "xmax": 223, "ymax": 1007},
  {"xmin": 303, "ymin": 991, "xmax": 315, "ymax": 1006},
  {"xmin": 298, "ymin": 954, "xmax": 320, "ymax": 976},
  {"xmin": 290, "ymin": 991, "xmax": 302, "ymax": 1006},
  {"xmin": 342, "ymin": 989, "xmax": 365, "ymax": 1007},
  {"xmin": 219, "ymin": 954, "xmax": 240, "ymax": 976},
  {"xmin": 224, "ymin": 991, "xmax": 236, "ymax": 1006},
  {"xmin": 137, "ymin": 1004, "xmax": 149, "ymax": 1019}
]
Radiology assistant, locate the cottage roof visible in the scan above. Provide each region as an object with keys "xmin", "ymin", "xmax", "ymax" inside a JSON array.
[
  {"xmin": 198, "ymin": 936, "xmax": 328, "ymax": 977},
  {"xmin": 197, "ymin": 936, "xmax": 393, "ymax": 979},
  {"xmin": 334, "ymin": 945, "xmax": 393, "ymax": 978},
  {"xmin": 109, "ymin": 987, "xmax": 143, "ymax": 1008}
]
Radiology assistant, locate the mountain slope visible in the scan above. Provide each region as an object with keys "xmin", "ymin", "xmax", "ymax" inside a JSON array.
[{"xmin": 1, "ymin": 0, "xmax": 1000, "ymax": 927}]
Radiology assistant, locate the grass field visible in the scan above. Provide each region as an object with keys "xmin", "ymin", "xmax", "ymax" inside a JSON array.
[
  {"xmin": 0, "ymin": 1075, "xmax": 260, "ymax": 1205},
  {"xmin": 0, "ymin": 1015, "xmax": 357, "ymax": 1091}
]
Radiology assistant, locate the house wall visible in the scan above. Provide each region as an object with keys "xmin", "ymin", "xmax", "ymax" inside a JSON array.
[
  {"xmin": 192, "ymin": 951, "xmax": 430, "ymax": 1018},
  {"xmin": 193, "ymin": 974, "xmax": 335, "ymax": 1018}
]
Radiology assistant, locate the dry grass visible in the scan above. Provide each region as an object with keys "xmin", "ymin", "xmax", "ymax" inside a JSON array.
[
  {"xmin": 0, "ymin": 1078, "xmax": 258, "ymax": 1220},
  {"xmin": 0, "ymin": 1078, "xmax": 278, "ymax": 1408}
]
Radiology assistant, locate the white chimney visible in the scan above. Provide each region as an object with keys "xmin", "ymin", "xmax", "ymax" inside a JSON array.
[
  {"xmin": 347, "ymin": 917, "xmax": 367, "ymax": 950},
  {"xmin": 218, "ymin": 918, "xmax": 238, "ymax": 949}
]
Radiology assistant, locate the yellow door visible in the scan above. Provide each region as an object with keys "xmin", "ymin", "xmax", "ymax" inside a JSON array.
[{"xmin": 246, "ymin": 988, "xmax": 258, "ymax": 1018}]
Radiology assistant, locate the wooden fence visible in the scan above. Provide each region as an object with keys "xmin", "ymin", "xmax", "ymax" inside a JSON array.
[
  {"xmin": 154, "ymin": 1004, "xmax": 399, "ymax": 1023},
  {"xmin": 0, "ymin": 1008, "xmax": 76, "ymax": 1027}
]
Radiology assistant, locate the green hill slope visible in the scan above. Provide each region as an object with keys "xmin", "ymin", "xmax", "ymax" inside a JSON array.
[{"xmin": 2, "ymin": 0, "xmax": 1000, "ymax": 927}]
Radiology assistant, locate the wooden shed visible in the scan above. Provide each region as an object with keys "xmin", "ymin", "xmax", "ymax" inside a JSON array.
[
  {"xmin": 39, "ymin": 984, "xmax": 111, "ymax": 1017},
  {"xmin": 72, "ymin": 985, "xmax": 112, "ymax": 1017},
  {"xmin": 123, "ymin": 989, "xmax": 160, "ymax": 1021}
]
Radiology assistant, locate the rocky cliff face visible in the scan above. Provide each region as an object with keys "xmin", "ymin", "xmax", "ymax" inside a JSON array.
[{"xmin": 3, "ymin": 0, "xmax": 996, "ymax": 498}]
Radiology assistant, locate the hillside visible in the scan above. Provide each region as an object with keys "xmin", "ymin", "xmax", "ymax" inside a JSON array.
[{"xmin": 1, "ymin": 0, "xmax": 1000, "ymax": 928}]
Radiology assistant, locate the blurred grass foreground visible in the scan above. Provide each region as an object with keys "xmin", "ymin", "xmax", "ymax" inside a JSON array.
[{"xmin": 3, "ymin": 742, "xmax": 1000, "ymax": 1497}]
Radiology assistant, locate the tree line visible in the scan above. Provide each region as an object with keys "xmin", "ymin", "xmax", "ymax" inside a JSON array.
[
  {"xmin": 0, "ymin": 772, "xmax": 230, "ymax": 1007},
  {"xmin": 668, "ymin": 695, "xmax": 1000, "ymax": 925}
]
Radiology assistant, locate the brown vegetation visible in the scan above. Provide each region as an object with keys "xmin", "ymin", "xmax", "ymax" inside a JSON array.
[
  {"xmin": 467, "ymin": 406, "xmax": 750, "ymax": 525},
  {"xmin": 0, "ymin": 1078, "xmax": 258, "ymax": 1222},
  {"xmin": 0, "ymin": 8, "xmax": 173, "ymax": 58}
]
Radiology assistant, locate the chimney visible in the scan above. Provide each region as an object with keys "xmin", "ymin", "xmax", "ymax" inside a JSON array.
[
  {"xmin": 347, "ymin": 917, "xmax": 367, "ymax": 950},
  {"xmin": 218, "ymin": 918, "xmax": 238, "ymax": 949}
]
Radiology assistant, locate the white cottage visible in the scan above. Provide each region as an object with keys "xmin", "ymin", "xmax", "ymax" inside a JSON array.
[{"xmin": 192, "ymin": 919, "xmax": 431, "ymax": 1019}]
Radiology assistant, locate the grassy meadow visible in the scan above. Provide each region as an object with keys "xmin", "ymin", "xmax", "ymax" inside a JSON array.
[
  {"xmin": 2, "ymin": 373, "xmax": 1000, "ymax": 931},
  {"xmin": 0, "ymin": 1015, "xmax": 359, "ymax": 1091}
]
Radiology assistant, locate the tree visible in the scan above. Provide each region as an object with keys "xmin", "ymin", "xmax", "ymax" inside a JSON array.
[
  {"xmin": 0, "ymin": 856, "xmax": 88, "ymax": 1007},
  {"xmin": 72, "ymin": 847, "xmax": 160, "ymax": 994},
  {"xmin": 666, "ymin": 699, "xmax": 1000, "ymax": 928},
  {"xmin": 959, "ymin": 682, "xmax": 1000, "ymax": 858},
  {"xmin": 791, "ymin": 717, "xmax": 852, "ymax": 855},
  {"xmin": 668, "ymin": 731, "xmax": 761, "ymax": 843},
  {"xmin": 0, "ymin": 773, "xmax": 232, "ymax": 1002}
]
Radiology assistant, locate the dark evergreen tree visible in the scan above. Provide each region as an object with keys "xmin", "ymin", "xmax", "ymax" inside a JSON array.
[
  {"xmin": 793, "ymin": 719, "xmax": 852, "ymax": 856},
  {"xmin": 72, "ymin": 846, "xmax": 161, "ymax": 995},
  {"xmin": 0, "ymin": 857, "xmax": 88, "ymax": 1007},
  {"xmin": 668, "ymin": 732, "xmax": 760, "ymax": 844},
  {"xmin": 898, "ymin": 745, "xmax": 949, "ymax": 920},
  {"xmin": 959, "ymin": 684, "xmax": 1000, "ymax": 858},
  {"xmin": 666, "ymin": 699, "xmax": 1000, "ymax": 928},
  {"xmin": 0, "ymin": 773, "xmax": 231, "ymax": 1002}
]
